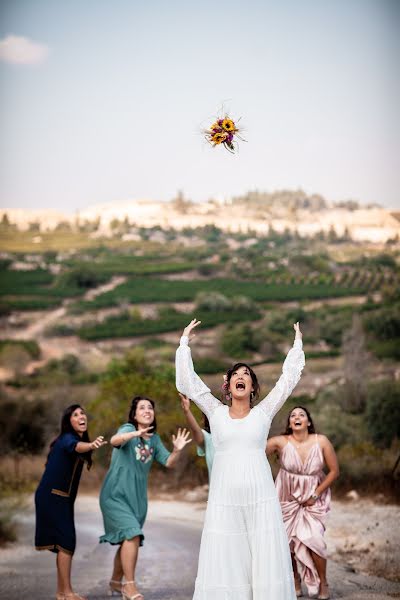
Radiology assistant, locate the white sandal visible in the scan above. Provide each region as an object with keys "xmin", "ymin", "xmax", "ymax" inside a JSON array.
[
  {"xmin": 121, "ymin": 581, "xmax": 144, "ymax": 600},
  {"xmin": 108, "ymin": 579, "xmax": 123, "ymax": 596}
]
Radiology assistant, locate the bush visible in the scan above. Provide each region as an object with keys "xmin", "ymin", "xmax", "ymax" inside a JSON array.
[
  {"xmin": 368, "ymin": 339, "xmax": 400, "ymax": 361},
  {"xmin": 194, "ymin": 356, "xmax": 227, "ymax": 374},
  {"xmin": 363, "ymin": 304, "xmax": 400, "ymax": 341},
  {"xmin": 0, "ymin": 394, "xmax": 48, "ymax": 470},
  {"xmin": 220, "ymin": 323, "xmax": 261, "ymax": 358},
  {"xmin": 365, "ymin": 380, "xmax": 400, "ymax": 448},
  {"xmin": 55, "ymin": 267, "xmax": 108, "ymax": 290},
  {"xmin": 267, "ymin": 308, "xmax": 308, "ymax": 336},
  {"xmin": 336, "ymin": 441, "xmax": 398, "ymax": 495},
  {"xmin": 0, "ymin": 339, "xmax": 41, "ymax": 360},
  {"xmin": 195, "ymin": 291, "xmax": 232, "ymax": 312},
  {"xmin": 0, "ymin": 345, "xmax": 32, "ymax": 376},
  {"xmin": 314, "ymin": 389, "xmax": 365, "ymax": 447}
]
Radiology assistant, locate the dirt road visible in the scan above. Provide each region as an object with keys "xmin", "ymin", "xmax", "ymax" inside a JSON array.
[{"xmin": 0, "ymin": 496, "xmax": 399, "ymax": 600}]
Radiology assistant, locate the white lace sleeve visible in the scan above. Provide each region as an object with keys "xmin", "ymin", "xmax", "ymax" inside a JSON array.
[
  {"xmin": 257, "ymin": 338, "xmax": 305, "ymax": 421},
  {"xmin": 176, "ymin": 336, "xmax": 221, "ymax": 419}
]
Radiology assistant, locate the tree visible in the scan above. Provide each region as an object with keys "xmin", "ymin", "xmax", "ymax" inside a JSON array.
[
  {"xmin": 341, "ymin": 314, "xmax": 370, "ymax": 413},
  {"xmin": 172, "ymin": 190, "xmax": 192, "ymax": 214}
]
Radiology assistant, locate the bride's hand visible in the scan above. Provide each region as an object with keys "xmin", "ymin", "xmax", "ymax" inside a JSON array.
[
  {"xmin": 182, "ymin": 318, "xmax": 201, "ymax": 341},
  {"xmin": 293, "ymin": 322, "xmax": 302, "ymax": 340}
]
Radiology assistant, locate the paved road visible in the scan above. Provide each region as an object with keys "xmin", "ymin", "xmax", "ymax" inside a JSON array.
[{"xmin": 1, "ymin": 496, "xmax": 399, "ymax": 600}]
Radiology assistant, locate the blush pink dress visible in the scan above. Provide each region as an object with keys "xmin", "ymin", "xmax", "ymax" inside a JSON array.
[{"xmin": 275, "ymin": 436, "xmax": 331, "ymax": 597}]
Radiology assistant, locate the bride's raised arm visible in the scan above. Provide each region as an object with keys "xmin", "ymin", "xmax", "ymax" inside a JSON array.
[
  {"xmin": 257, "ymin": 322, "xmax": 305, "ymax": 421},
  {"xmin": 175, "ymin": 319, "xmax": 222, "ymax": 420}
]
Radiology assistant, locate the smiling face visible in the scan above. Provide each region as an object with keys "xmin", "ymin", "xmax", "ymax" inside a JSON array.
[
  {"xmin": 134, "ymin": 399, "xmax": 155, "ymax": 428},
  {"xmin": 229, "ymin": 365, "xmax": 254, "ymax": 401},
  {"xmin": 70, "ymin": 407, "xmax": 88, "ymax": 437},
  {"xmin": 289, "ymin": 407, "xmax": 310, "ymax": 433}
]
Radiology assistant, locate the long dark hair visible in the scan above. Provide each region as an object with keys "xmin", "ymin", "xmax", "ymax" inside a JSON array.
[
  {"xmin": 283, "ymin": 406, "xmax": 316, "ymax": 435},
  {"xmin": 222, "ymin": 362, "xmax": 260, "ymax": 406},
  {"xmin": 128, "ymin": 396, "xmax": 157, "ymax": 432},
  {"xmin": 49, "ymin": 404, "xmax": 93, "ymax": 469}
]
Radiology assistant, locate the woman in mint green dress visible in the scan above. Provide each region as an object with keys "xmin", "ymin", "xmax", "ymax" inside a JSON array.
[
  {"xmin": 180, "ymin": 393, "xmax": 215, "ymax": 479},
  {"xmin": 99, "ymin": 395, "xmax": 191, "ymax": 600}
]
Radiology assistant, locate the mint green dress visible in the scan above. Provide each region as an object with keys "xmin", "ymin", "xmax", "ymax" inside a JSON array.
[
  {"xmin": 196, "ymin": 429, "xmax": 215, "ymax": 479},
  {"xmin": 99, "ymin": 423, "xmax": 170, "ymax": 546}
]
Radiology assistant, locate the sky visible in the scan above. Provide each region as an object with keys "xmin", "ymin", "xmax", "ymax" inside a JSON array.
[{"xmin": 0, "ymin": 0, "xmax": 399, "ymax": 212}]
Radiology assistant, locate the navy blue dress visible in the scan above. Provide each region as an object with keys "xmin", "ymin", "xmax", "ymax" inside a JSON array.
[{"xmin": 35, "ymin": 432, "xmax": 84, "ymax": 555}]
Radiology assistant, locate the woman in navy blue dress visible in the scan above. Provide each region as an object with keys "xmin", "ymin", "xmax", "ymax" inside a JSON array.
[{"xmin": 35, "ymin": 404, "xmax": 106, "ymax": 600}]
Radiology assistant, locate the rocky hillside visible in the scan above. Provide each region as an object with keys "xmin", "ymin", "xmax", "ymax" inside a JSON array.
[{"xmin": 1, "ymin": 191, "xmax": 399, "ymax": 243}]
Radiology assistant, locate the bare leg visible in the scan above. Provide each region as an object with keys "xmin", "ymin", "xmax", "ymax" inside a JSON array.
[
  {"xmin": 56, "ymin": 550, "xmax": 73, "ymax": 595},
  {"xmin": 291, "ymin": 553, "xmax": 302, "ymax": 595},
  {"xmin": 110, "ymin": 546, "xmax": 123, "ymax": 591},
  {"xmin": 310, "ymin": 550, "xmax": 329, "ymax": 597},
  {"xmin": 120, "ymin": 537, "xmax": 141, "ymax": 598}
]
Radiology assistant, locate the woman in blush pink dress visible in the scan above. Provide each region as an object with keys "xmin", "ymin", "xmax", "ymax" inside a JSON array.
[{"xmin": 267, "ymin": 407, "xmax": 339, "ymax": 600}]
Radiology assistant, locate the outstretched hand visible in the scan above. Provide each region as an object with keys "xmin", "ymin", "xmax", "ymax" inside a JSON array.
[
  {"xmin": 90, "ymin": 436, "xmax": 108, "ymax": 450},
  {"xmin": 182, "ymin": 318, "xmax": 201, "ymax": 341},
  {"xmin": 172, "ymin": 428, "xmax": 192, "ymax": 451},
  {"xmin": 179, "ymin": 393, "xmax": 191, "ymax": 413},
  {"xmin": 293, "ymin": 322, "xmax": 302, "ymax": 340},
  {"xmin": 135, "ymin": 425, "xmax": 154, "ymax": 440}
]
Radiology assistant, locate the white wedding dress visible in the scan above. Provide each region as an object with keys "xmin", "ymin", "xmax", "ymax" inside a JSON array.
[{"xmin": 176, "ymin": 335, "xmax": 305, "ymax": 600}]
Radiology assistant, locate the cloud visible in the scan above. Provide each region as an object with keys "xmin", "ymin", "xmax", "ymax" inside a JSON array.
[{"xmin": 0, "ymin": 34, "xmax": 49, "ymax": 65}]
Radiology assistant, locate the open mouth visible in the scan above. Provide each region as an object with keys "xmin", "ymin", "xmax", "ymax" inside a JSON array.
[
  {"xmin": 294, "ymin": 421, "xmax": 301, "ymax": 426},
  {"xmin": 78, "ymin": 419, "xmax": 86, "ymax": 427},
  {"xmin": 235, "ymin": 381, "xmax": 245, "ymax": 390}
]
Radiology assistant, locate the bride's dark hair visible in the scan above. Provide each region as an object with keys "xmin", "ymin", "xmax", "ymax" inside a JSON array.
[{"xmin": 222, "ymin": 363, "xmax": 260, "ymax": 406}]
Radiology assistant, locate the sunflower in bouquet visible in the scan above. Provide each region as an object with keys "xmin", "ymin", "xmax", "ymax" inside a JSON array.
[{"xmin": 204, "ymin": 114, "xmax": 245, "ymax": 153}]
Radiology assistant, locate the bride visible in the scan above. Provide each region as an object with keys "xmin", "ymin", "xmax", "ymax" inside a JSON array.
[{"xmin": 176, "ymin": 319, "xmax": 305, "ymax": 600}]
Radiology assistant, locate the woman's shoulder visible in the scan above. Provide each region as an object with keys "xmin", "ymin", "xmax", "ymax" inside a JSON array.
[
  {"xmin": 52, "ymin": 431, "xmax": 80, "ymax": 454},
  {"xmin": 58, "ymin": 431, "xmax": 79, "ymax": 439},
  {"xmin": 117, "ymin": 422, "xmax": 136, "ymax": 433},
  {"xmin": 268, "ymin": 434, "xmax": 287, "ymax": 449},
  {"xmin": 315, "ymin": 433, "xmax": 330, "ymax": 446}
]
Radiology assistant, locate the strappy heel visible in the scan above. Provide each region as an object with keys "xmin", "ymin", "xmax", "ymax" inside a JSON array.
[
  {"xmin": 121, "ymin": 581, "xmax": 144, "ymax": 600},
  {"xmin": 108, "ymin": 579, "xmax": 123, "ymax": 596}
]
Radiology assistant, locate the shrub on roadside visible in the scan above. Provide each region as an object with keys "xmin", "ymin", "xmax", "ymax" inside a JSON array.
[{"xmin": 365, "ymin": 380, "xmax": 400, "ymax": 448}]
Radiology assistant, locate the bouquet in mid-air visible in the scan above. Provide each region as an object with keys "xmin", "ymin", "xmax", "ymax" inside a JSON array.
[{"xmin": 204, "ymin": 113, "xmax": 245, "ymax": 153}]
